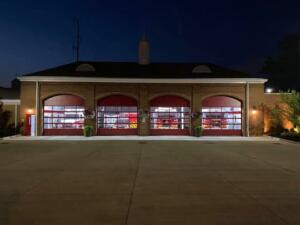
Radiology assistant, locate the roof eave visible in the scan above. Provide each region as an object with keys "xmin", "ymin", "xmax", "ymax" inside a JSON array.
[{"xmin": 17, "ymin": 76, "xmax": 268, "ymax": 84}]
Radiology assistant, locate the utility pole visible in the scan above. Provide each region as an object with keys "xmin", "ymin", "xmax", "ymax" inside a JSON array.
[{"xmin": 73, "ymin": 18, "xmax": 80, "ymax": 62}]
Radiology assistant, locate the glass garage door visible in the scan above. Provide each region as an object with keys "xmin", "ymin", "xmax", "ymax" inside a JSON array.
[
  {"xmin": 150, "ymin": 95, "xmax": 190, "ymax": 135},
  {"xmin": 97, "ymin": 95, "xmax": 138, "ymax": 135},
  {"xmin": 201, "ymin": 96, "xmax": 242, "ymax": 136},
  {"xmin": 43, "ymin": 95, "xmax": 85, "ymax": 135}
]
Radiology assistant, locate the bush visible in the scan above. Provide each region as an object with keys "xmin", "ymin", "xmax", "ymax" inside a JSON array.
[
  {"xmin": 0, "ymin": 123, "xmax": 20, "ymax": 138},
  {"xmin": 279, "ymin": 131, "xmax": 300, "ymax": 142},
  {"xmin": 268, "ymin": 104, "xmax": 285, "ymax": 135},
  {"xmin": 83, "ymin": 126, "xmax": 93, "ymax": 137},
  {"xmin": 194, "ymin": 126, "xmax": 203, "ymax": 137}
]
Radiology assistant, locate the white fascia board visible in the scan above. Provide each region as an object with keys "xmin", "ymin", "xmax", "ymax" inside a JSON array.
[
  {"xmin": 18, "ymin": 76, "xmax": 268, "ymax": 84},
  {"xmin": 1, "ymin": 99, "xmax": 20, "ymax": 105}
]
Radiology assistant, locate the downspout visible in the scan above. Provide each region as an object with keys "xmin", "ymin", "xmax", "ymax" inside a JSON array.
[
  {"xmin": 14, "ymin": 103, "xmax": 18, "ymax": 132},
  {"xmin": 35, "ymin": 81, "xmax": 39, "ymax": 136},
  {"xmin": 246, "ymin": 82, "xmax": 250, "ymax": 137}
]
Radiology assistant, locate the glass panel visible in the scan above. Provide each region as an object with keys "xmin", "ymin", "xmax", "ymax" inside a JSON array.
[
  {"xmin": 44, "ymin": 106, "xmax": 52, "ymax": 110},
  {"xmin": 43, "ymin": 105, "xmax": 85, "ymax": 129},
  {"xmin": 97, "ymin": 106, "xmax": 138, "ymax": 129},
  {"xmin": 150, "ymin": 107, "xmax": 190, "ymax": 130},
  {"xmin": 202, "ymin": 107, "xmax": 242, "ymax": 130},
  {"xmin": 53, "ymin": 106, "xmax": 64, "ymax": 111}
]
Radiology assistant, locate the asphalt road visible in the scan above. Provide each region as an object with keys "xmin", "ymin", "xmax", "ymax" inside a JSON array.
[{"xmin": 0, "ymin": 140, "xmax": 299, "ymax": 225}]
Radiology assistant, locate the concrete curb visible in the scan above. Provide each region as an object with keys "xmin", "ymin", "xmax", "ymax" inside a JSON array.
[{"xmin": 2, "ymin": 135, "xmax": 278, "ymax": 142}]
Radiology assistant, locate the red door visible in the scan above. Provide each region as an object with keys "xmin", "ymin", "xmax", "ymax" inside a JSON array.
[{"xmin": 25, "ymin": 114, "xmax": 32, "ymax": 136}]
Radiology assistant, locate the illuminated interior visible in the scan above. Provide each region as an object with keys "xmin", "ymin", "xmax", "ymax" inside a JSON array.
[
  {"xmin": 202, "ymin": 107, "xmax": 241, "ymax": 130},
  {"xmin": 150, "ymin": 107, "xmax": 190, "ymax": 129},
  {"xmin": 43, "ymin": 106, "xmax": 84, "ymax": 129},
  {"xmin": 97, "ymin": 106, "xmax": 137, "ymax": 129}
]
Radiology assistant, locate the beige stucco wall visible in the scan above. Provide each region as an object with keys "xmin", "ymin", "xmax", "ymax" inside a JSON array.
[{"xmin": 20, "ymin": 81, "xmax": 268, "ymax": 136}]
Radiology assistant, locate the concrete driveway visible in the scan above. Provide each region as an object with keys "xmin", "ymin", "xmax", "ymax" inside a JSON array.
[{"xmin": 0, "ymin": 139, "xmax": 299, "ymax": 225}]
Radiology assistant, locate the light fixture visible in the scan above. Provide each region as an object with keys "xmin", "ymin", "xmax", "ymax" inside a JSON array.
[
  {"xmin": 251, "ymin": 107, "xmax": 257, "ymax": 115},
  {"xmin": 27, "ymin": 109, "xmax": 34, "ymax": 114},
  {"xmin": 266, "ymin": 88, "xmax": 273, "ymax": 93},
  {"xmin": 251, "ymin": 109, "xmax": 257, "ymax": 115}
]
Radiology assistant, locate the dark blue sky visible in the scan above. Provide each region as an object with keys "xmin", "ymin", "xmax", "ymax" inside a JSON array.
[{"xmin": 1, "ymin": 0, "xmax": 300, "ymax": 86}]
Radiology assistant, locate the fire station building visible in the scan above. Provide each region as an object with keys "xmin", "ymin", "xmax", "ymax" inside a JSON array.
[
  {"xmin": 18, "ymin": 38, "xmax": 272, "ymax": 137},
  {"xmin": 18, "ymin": 61, "xmax": 270, "ymax": 137}
]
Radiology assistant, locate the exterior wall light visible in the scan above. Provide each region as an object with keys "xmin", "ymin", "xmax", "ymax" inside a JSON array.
[
  {"xmin": 266, "ymin": 88, "xmax": 273, "ymax": 93},
  {"xmin": 27, "ymin": 109, "xmax": 34, "ymax": 114},
  {"xmin": 251, "ymin": 107, "xmax": 258, "ymax": 115}
]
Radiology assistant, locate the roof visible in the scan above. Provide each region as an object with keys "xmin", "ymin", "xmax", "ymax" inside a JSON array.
[
  {"xmin": 0, "ymin": 87, "xmax": 20, "ymax": 100},
  {"xmin": 21, "ymin": 61, "xmax": 257, "ymax": 79}
]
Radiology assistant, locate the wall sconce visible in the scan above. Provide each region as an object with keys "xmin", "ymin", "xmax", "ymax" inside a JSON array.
[
  {"xmin": 251, "ymin": 107, "xmax": 258, "ymax": 115},
  {"xmin": 27, "ymin": 109, "xmax": 34, "ymax": 114}
]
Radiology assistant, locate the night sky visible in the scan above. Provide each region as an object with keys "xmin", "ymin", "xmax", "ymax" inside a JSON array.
[{"xmin": 1, "ymin": 0, "xmax": 300, "ymax": 87}]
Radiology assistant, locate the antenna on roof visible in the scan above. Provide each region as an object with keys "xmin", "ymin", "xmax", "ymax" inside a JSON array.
[{"xmin": 73, "ymin": 18, "xmax": 80, "ymax": 62}]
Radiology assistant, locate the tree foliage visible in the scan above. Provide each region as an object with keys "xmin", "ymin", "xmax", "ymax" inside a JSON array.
[
  {"xmin": 261, "ymin": 34, "xmax": 300, "ymax": 91},
  {"xmin": 269, "ymin": 103, "xmax": 285, "ymax": 135},
  {"xmin": 280, "ymin": 90, "xmax": 300, "ymax": 130},
  {"xmin": 0, "ymin": 100, "xmax": 11, "ymax": 137}
]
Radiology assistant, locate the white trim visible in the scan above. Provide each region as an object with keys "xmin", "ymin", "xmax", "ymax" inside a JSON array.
[
  {"xmin": 246, "ymin": 83, "xmax": 250, "ymax": 137},
  {"xmin": 35, "ymin": 81, "xmax": 39, "ymax": 136},
  {"xmin": 1, "ymin": 99, "xmax": 20, "ymax": 105},
  {"xmin": 18, "ymin": 76, "xmax": 268, "ymax": 84},
  {"xmin": 14, "ymin": 104, "xmax": 18, "ymax": 128}
]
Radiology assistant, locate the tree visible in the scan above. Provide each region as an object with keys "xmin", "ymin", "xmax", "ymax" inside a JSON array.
[
  {"xmin": 268, "ymin": 103, "xmax": 285, "ymax": 135},
  {"xmin": 280, "ymin": 90, "xmax": 300, "ymax": 131},
  {"xmin": 261, "ymin": 34, "xmax": 300, "ymax": 91}
]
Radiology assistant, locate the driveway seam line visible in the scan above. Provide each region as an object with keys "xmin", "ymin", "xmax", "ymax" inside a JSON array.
[{"xmin": 124, "ymin": 143, "xmax": 143, "ymax": 225}]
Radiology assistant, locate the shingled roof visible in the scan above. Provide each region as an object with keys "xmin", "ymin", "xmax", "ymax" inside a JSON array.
[{"xmin": 22, "ymin": 61, "xmax": 256, "ymax": 79}]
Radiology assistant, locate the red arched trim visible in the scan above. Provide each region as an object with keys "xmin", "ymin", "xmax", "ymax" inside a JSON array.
[
  {"xmin": 150, "ymin": 95, "xmax": 190, "ymax": 107},
  {"xmin": 98, "ymin": 95, "xmax": 137, "ymax": 106},
  {"xmin": 44, "ymin": 95, "xmax": 84, "ymax": 106},
  {"xmin": 202, "ymin": 96, "xmax": 241, "ymax": 107}
]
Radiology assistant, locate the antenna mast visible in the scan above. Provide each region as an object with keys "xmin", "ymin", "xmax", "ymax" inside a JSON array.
[{"xmin": 73, "ymin": 18, "xmax": 80, "ymax": 62}]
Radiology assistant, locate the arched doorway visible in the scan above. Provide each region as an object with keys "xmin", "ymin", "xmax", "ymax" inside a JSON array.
[
  {"xmin": 150, "ymin": 95, "xmax": 190, "ymax": 135},
  {"xmin": 201, "ymin": 95, "xmax": 242, "ymax": 136},
  {"xmin": 43, "ymin": 94, "xmax": 85, "ymax": 135},
  {"xmin": 97, "ymin": 95, "xmax": 138, "ymax": 135}
]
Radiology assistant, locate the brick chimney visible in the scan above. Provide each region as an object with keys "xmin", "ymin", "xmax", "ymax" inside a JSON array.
[{"xmin": 138, "ymin": 34, "xmax": 150, "ymax": 65}]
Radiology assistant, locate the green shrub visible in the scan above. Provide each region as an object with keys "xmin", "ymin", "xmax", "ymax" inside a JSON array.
[
  {"xmin": 194, "ymin": 126, "xmax": 203, "ymax": 137},
  {"xmin": 280, "ymin": 131, "xmax": 300, "ymax": 142},
  {"xmin": 83, "ymin": 126, "xmax": 93, "ymax": 137}
]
